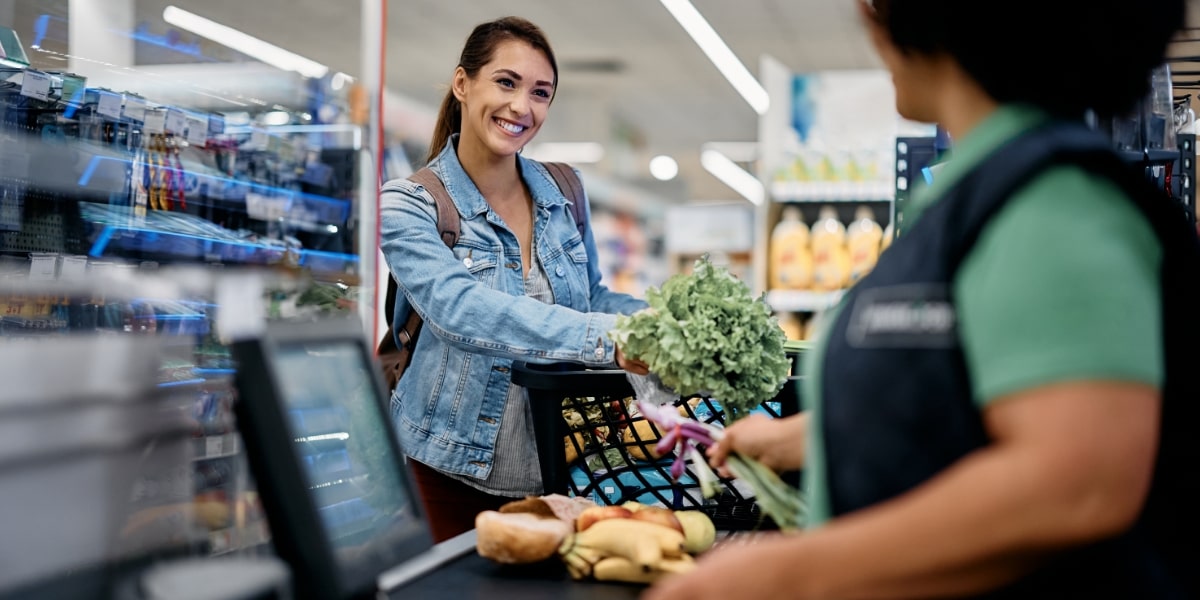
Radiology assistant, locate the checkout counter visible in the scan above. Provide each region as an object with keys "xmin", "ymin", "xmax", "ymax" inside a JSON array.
[
  {"xmin": 383, "ymin": 531, "xmax": 644, "ymax": 600},
  {"xmin": 0, "ymin": 314, "xmax": 722, "ymax": 600}
]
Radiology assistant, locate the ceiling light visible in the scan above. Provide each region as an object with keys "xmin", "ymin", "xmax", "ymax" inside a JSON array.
[
  {"xmin": 649, "ymin": 155, "xmax": 679, "ymax": 181},
  {"xmin": 262, "ymin": 111, "xmax": 290, "ymax": 126},
  {"xmin": 162, "ymin": 6, "xmax": 330, "ymax": 79},
  {"xmin": 658, "ymin": 0, "xmax": 769, "ymax": 115},
  {"xmin": 701, "ymin": 149, "xmax": 764, "ymax": 205},
  {"xmin": 701, "ymin": 141, "xmax": 758, "ymax": 163},
  {"xmin": 331, "ymin": 72, "xmax": 353, "ymax": 91},
  {"xmin": 523, "ymin": 142, "xmax": 605, "ymax": 164}
]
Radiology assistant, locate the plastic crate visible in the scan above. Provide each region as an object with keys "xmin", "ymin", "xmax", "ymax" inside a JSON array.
[{"xmin": 514, "ymin": 361, "xmax": 802, "ymax": 531}]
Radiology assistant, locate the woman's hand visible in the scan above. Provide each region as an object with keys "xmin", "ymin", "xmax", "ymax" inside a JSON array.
[
  {"xmin": 615, "ymin": 346, "xmax": 649, "ymax": 375},
  {"xmin": 706, "ymin": 413, "xmax": 807, "ymax": 475}
]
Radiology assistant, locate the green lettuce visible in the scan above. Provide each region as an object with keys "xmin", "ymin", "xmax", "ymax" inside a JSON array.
[{"xmin": 611, "ymin": 257, "xmax": 789, "ymax": 422}]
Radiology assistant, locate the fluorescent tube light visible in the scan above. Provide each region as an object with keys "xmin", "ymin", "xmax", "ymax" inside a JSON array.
[
  {"xmin": 659, "ymin": 0, "xmax": 769, "ymax": 115},
  {"xmin": 701, "ymin": 141, "xmax": 758, "ymax": 163},
  {"xmin": 162, "ymin": 6, "xmax": 329, "ymax": 79},
  {"xmin": 523, "ymin": 142, "xmax": 605, "ymax": 164},
  {"xmin": 702, "ymin": 149, "xmax": 764, "ymax": 205}
]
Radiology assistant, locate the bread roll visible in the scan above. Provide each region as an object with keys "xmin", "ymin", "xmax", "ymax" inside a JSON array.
[{"xmin": 475, "ymin": 510, "xmax": 573, "ymax": 564}]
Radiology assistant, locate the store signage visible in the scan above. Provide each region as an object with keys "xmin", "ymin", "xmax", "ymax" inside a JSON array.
[
  {"xmin": 97, "ymin": 91, "xmax": 124, "ymax": 120},
  {"xmin": 20, "ymin": 70, "xmax": 52, "ymax": 101}
]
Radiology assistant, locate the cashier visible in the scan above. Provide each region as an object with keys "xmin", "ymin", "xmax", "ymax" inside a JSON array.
[{"xmin": 646, "ymin": 0, "xmax": 1198, "ymax": 599}]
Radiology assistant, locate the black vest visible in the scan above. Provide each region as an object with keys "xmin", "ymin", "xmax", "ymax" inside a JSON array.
[{"xmin": 822, "ymin": 121, "xmax": 1200, "ymax": 598}]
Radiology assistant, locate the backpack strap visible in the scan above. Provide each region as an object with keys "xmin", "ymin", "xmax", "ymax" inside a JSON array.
[
  {"xmin": 542, "ymin": 161, "xmax": 588, "ymax": 239},
  {"xmin": 383, "ymin": 167, "xmax": 460, "ymax": 352},
  {"xmin": 410, "ymin": 167, "xmax": 461, "ymax": 249}
]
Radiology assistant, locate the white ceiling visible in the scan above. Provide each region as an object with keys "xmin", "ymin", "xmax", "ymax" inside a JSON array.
[
  {"xmin": 384, "ymin": 0, "xmax": 879, "ymax": 201},
  {"xmin": 121, "ymin": 0, "xmax": 881, "ymax": 202}
]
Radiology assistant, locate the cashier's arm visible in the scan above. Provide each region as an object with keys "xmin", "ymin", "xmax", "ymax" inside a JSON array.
[{"xmin": 645, "ymin": 380, "xmax": 1160, "ymax": 600}]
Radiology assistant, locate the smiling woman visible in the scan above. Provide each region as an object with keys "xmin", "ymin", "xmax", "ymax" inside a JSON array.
[{"xmin": 378, "ymin": 16, "xmax": 650, "ymax": 544}]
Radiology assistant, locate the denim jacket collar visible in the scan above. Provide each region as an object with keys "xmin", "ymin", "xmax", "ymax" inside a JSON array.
[{"xmin": 429, "ymin": 134, "xmax": 570, "ymax": 219}]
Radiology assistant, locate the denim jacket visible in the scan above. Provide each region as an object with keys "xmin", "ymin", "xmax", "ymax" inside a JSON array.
[{"xmin": 380, "ymin": 136, "xmax": 647, "ymax": 479}]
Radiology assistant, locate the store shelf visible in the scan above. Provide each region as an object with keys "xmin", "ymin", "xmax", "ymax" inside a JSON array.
[
  {"xmin": 194, "ymin": 433, "xmax": 241, "ymax": 461},
  {"xmin": 771, "ymin": 181, "xmax": 893, "ymax": 203},
  {"xmin": 80, "ymin": 203, "xmax": 358, "ymax": 272},
  {"xmin": 76, "ymin": 149, "xmax": 352, "ymax": 227},
  {"xmin": 765, "ymin": 289, "xmax": 846, "ymax": 313}
]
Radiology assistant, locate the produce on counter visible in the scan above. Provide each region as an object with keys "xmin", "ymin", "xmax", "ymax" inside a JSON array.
[
  {"xmin": 476, "ymin": 495, "xmax": 716, "ymax": 585},
  {"xmin": 676, "ymin": 510, "xmax": 716, "ymax": 553},
  {"xmin": 576, "ymin": 505, "xmax": 635, "ymax": 531},
  {"xmin": 560, "ymin": 517, "xmax": 688, "ymax": 577},
  {"xmin": 610, "ymin": 256, "xmax": 789, "ymax": 423},
  {"xmin": 475, "ymin": 510, "xmax": 574, "ymax": 564}
]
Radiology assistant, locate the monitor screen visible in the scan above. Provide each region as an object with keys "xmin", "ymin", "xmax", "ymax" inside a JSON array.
[{"xmin": 271, "ymin": 339, "xmax": 424, "ymax": 580}]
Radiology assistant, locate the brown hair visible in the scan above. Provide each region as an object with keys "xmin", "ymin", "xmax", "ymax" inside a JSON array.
[{"xmin": 425, "ymin": 17, "xmax": 559, "ymax": 164}]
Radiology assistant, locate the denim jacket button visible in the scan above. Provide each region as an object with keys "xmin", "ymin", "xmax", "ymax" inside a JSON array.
[
  {"xmin": 555, "ymin": 266, "xmax": 565, "ymax": 277},
  {"xmin": 593, "ymin": 347, "xmax": 605, "ymax": 360}
]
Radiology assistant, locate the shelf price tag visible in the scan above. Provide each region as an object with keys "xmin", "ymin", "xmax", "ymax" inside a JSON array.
[
  {"xmin": 205, "ymin": 435, "xmax": 225, "ymax": 458},
  {"xmin": 186, "ymin": 115, "xmax": 208, "ymax": 146},
  {"xmin": 60, "ymin": 256, "xmax": 88, "ymax": 280},
  {"xmin": 143, "ymin": 108, "xmax": 166, "ymax": 134},
  {"xmin": 215, "ymin": 272, "xmax": 265, "ymax": 342},
  {"xmin": 28, "ymin": 253, "xmax": 58, "ymax": 281},
  {"xmin": 96, "ymin": 91, "xmax": 124, "ymax": 120},
  {"xmin": 208, "ymin": 115, "xmax": 225, "ymax": 135},
  {"xmin": 123, "ymin": 96, "xmax": 148, "ymax": 122},
  {"xmin": 165, "ymin": 109, "xmax": 187, "ymax": 135},
  {"xmin": 20, "ymin": 70, "xmax": 52, "ymax": 101}
]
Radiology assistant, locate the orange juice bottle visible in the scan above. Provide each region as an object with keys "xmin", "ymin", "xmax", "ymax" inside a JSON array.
[
  {"xmin": 811, "ymin": 206, "xmax": 849, "ymax": 291},
  {"xmin": 769, "ymin": 206, "xmax": 813, "ymax": 290},
  {"xmin": 847, "ymin": 206, "xmax": 883, "ymax": 283}
]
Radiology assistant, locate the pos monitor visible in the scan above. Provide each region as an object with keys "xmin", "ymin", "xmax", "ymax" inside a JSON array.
[{"xmin": 231, "ymin": 318, "xmax": 433, "ymax": 600}]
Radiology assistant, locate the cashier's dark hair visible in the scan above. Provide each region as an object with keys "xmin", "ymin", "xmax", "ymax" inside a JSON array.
[
  {"xmin": 426, "ymin": 17, "xmax": 558, "ymax": 163},
  {"xmin": 868, "ymin": 0, "xmax": 1186, "ymax": 118}
]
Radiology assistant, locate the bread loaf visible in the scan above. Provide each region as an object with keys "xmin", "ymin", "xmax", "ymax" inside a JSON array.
[{"xmin": 475, "ymin": 510, "xmax": 573, "ymax": 564}]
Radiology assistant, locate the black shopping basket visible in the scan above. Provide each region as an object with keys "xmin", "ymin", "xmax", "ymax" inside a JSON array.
[{"xmin": 515, "ymin": 356, "xmax": 803, "ymax": 532}]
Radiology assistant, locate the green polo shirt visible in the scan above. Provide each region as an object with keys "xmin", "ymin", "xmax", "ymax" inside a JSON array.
[{"xmin": 801, "ymin": 105, "xmax": 1163, "ymax": 527}]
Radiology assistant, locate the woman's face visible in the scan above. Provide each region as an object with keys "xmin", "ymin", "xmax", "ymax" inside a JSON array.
[{"xmin": 454, "ymin": 39, "xmax": 555, "ymax": 159}]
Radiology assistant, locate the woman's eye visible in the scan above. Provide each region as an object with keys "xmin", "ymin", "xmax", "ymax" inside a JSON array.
[
  {"xmin": 497, "ymin": 78, "xmax": 515, "ymax": 88},
  {"xmin": 533, "ymin": 89, "xmax": 551, "ymax": 99}
]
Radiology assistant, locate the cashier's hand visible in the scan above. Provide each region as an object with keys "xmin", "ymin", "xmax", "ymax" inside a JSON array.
[
  {"xmin": 707, "ymin": 413, "xmax": 808, "ymax": 476},
  {"xmin": 616, "ymin": 346, "xmax": 650, "ymax": 375},
  {"xmin": 642, "ymin": 533, "xmax": 800, "ymax": 600}
]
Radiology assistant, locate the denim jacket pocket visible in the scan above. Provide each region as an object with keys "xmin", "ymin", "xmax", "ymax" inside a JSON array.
[
  {"xmin": 561, "ymin": 236, "xmax": 591, "ymax": 311},
  {"xmin": 452, "ymin": 243, "xmax": 499, "ymax": 287}
]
